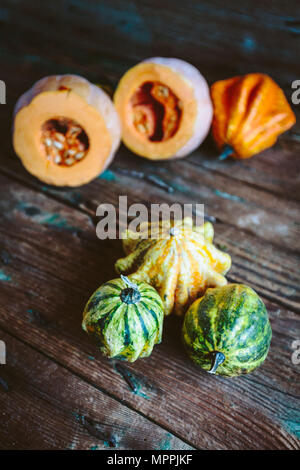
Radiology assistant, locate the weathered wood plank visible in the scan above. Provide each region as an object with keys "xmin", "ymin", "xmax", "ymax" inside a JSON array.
[
  {"xmin": 109, "ymin": 153, "xmax": 300, "ymax": 251},
  {"xmin": 0, "ymin": 0, "xmax": 299, "ymax": 262},
  {"xmin": 0, "ymin": 0, "xmax": 299, "ymax": 450},
  {"xmin": 0, "ymin": 0, "xmax": 299, "ymax": 95},
  {"xmin": 0, "ymin": 175, "xmax": 299, "ymax": 449},
  {"xmin": 1, "ymin": 0, "xmax": 299, "ymax": 210},
  {"xmin": 1, "ymin": 100, "xmax": 300, "ymax": 314},
  {"xmin": 2, "ymin": 145, "xmax": 300, "ymax": 250},
  {"xmin": 0, "ymin": 330, "xmax": 193, "ymax": 450},
  {"xmin": 188, "ymin": 136, "xmax": 300, "ymax": 203}
]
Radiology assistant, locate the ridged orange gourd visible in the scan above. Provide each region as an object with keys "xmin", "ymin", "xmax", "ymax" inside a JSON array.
[
  {"xmin": 115, "ymin": 218, "xmax": 231, "ymax": 316},
  {"xmin": 13, "ymin": 75, "xmax": 121, "ymax": 186},
  {"xmin": 211, "ymin": 73, "xmax": 296, "ymax": 160},
  {"xmin": 114, "ymin": 58, "xmax": 213, "ymax": 160}
]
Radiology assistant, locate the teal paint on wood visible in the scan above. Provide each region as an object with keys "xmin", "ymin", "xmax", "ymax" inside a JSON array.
[
  {"xmin": 283, "ymin": 418, "xmax": 300, "ymax": 439},
  {"xmin": 281, "ymin": 410, "xmax": 300, "ymax": 439},
  {"xmin": 158, "ymin": 432, "xmax": 172, "ymax": 450},
  {"xmin": 242, "ymin": 37, "xmax": 256, "ymax": 51},
  {"xmin": 0, "ymin": 270, "xmax": 11, "ymax": 282},
  {"xmin": 214, "ymin": 189, "xmax": 246, "ymax": 203},
  {"xmin": 69, "ymin": 0, "xmax": 151, "ymax": 43},
  {"xmin": 114, "ymin": 363, "xmax": 150, "ymax": 399},
  {"xmin": 99, "ymin": 170, "xmax": 117, "ymax": 181},
  {"xmin": 18, "ymin": 203, "xmax": 79, "ymax": 232}
]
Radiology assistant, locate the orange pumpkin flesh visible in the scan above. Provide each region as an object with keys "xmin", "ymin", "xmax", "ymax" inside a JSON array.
[
  {"xmin": 114, "ymin": 58, "xmax": 213, "ymax": 160},
  {"xmin": 13, "ymin": 75, "xmax": 121, "ymax": 186},
  {"xmin": 211, "ymin": 73, "xmax": 296, "ymax": 160},
  {"xmin": 130, "ymin": 81, "xmax": 181, "ymax": 142}
]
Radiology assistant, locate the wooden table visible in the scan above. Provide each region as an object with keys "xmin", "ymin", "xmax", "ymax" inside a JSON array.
[{"xmin": 0, "ymin": 0, "xmax": 299, "ymax": 450}]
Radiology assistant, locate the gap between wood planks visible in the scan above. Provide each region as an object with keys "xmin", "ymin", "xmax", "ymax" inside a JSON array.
[
  {"xmin": 186, "ymin": 154, "xmax": 300, "ymax": 205},
  {"xmin": 1, "ymin": 156, "xmax": 299, "ymax": 254},
  {"xmin": 0, "ymin": 326, "xmax": 195, "ymax": 450},
  {"xmin": 0, "ymin": 142, "xmax": 300, "ymax": 243},
  {"xmin": 1, "ymin": 0, "xmax": 299, "ymax": 93},
  {"xmin": 1, "ymin": 0, "xmax": 299, "ymax": 450},
  {"xmin": 0, "ymin": 174, "xmax": 299, "ymax": 449},
  {"xmin": 0, "ymin": 156, "xmax": 299, "ymax": 313},
  {"xmin": 0, "ymin": 283, "xmax": 298, "ymax": 449}
]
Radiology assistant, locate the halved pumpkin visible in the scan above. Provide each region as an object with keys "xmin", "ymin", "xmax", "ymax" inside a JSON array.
[
  {"xmin": 114, "ymin": 58, "xmax": 213, "ymax": 160},
  {"xmin": 13, "ymin": 75, "xmax": 121, "ymax": 186}
]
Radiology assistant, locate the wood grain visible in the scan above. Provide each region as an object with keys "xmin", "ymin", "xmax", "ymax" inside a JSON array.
[
  {"xmin": 0, "ymin": 330, "xmax": 193, "ymax": 450},
  {"xmin": 0, "ymin": 151, "xmax": 298, "ymax": 312},
  {"xmin": 0, "ymin": 174, "xmax": 299, "ymax": 449},
  {"xmin": 0, "ymin": 0, "xmax": 299, "ymax": 93},
  {"xmin": 0, "ymin": 0, "xmax": 299, "ymax": 450}
]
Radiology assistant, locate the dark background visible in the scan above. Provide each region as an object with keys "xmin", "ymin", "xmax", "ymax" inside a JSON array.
[{"xmin": 1, "ymin": 1, "xmax": 300, "ymax": 111}]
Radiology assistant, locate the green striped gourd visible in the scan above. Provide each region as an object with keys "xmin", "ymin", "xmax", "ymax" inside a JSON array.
[
  {"xmin": 82, "ymin": 275, "xmax": 164, "ymax": 362},
  {"xmin": 182, "ymin": 284, "xmax": 272, "ymax": 377}
]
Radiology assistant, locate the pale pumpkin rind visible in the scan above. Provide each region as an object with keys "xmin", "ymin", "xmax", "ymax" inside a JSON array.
[
  {"xmin": 114, "ymin": 58, "xmax": 213, "ymax": 160},
  {"xmin": 115, "ymin": 218, "xmax": 231, "ymax": 316},
  {"xmin": 13, "ymin": 74, "xmax": 121, "ymax": 186},
  {"xmin": 82, "ymin": 276, "xmax": 164, "ymax": 362},
  {"xmin": 182, "ymin": 284, "xmax": 272, "ymax": 377}
]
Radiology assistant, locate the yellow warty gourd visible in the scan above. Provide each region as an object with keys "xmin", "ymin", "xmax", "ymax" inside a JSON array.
[{"xmin": 115, "ymin": 218, "xmax": 231, "ymax": 316}]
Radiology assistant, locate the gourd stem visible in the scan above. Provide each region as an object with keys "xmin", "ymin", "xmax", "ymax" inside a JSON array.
[
  {"xmin": 120, "ymin": 275, "xmax": 141, "ymax": 304},
  {"xmin": 169, "ymin": 226, "xmax": 179, "ymax": 236},
  {"xmin": 121, "ymin": 275, "xmax": 139, "ymax": 291},
  {"xmin": 218, "ymin": 145, "xmax": 234, "ymax": 161},
  {"xmin": 208, "ymin": 351, "xmax": 225, "ymax": 374}
]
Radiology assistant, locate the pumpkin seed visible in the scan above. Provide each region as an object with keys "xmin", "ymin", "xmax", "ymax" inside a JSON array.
[
  {"xmin": 42, "ymin": 118, "xmax": 88, "ymax": 167},
  {"xmin": 158, "ymin": 86, "xmax": 169, "ymax": 97},
  {"xmin": 137, "ymin": 123, "xmax": 147, "ymax": 134},
  {"xmin": 53, "ymin": 140, "xmax": 64, "ymax": 150},
  {"xmin": 75, "ymin": 152, "xmax": 85, "ymax": 160},
  {"xmin": 65, "ymin": 149, "xmax": 76, "ymax": 156},
  {"xmin": 69, "ymin": 126, "xmax": 81, "ymax": 135},
  {"xmin": 55, "ymin": 133, "xmax": 65, "ymax": 142}
]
